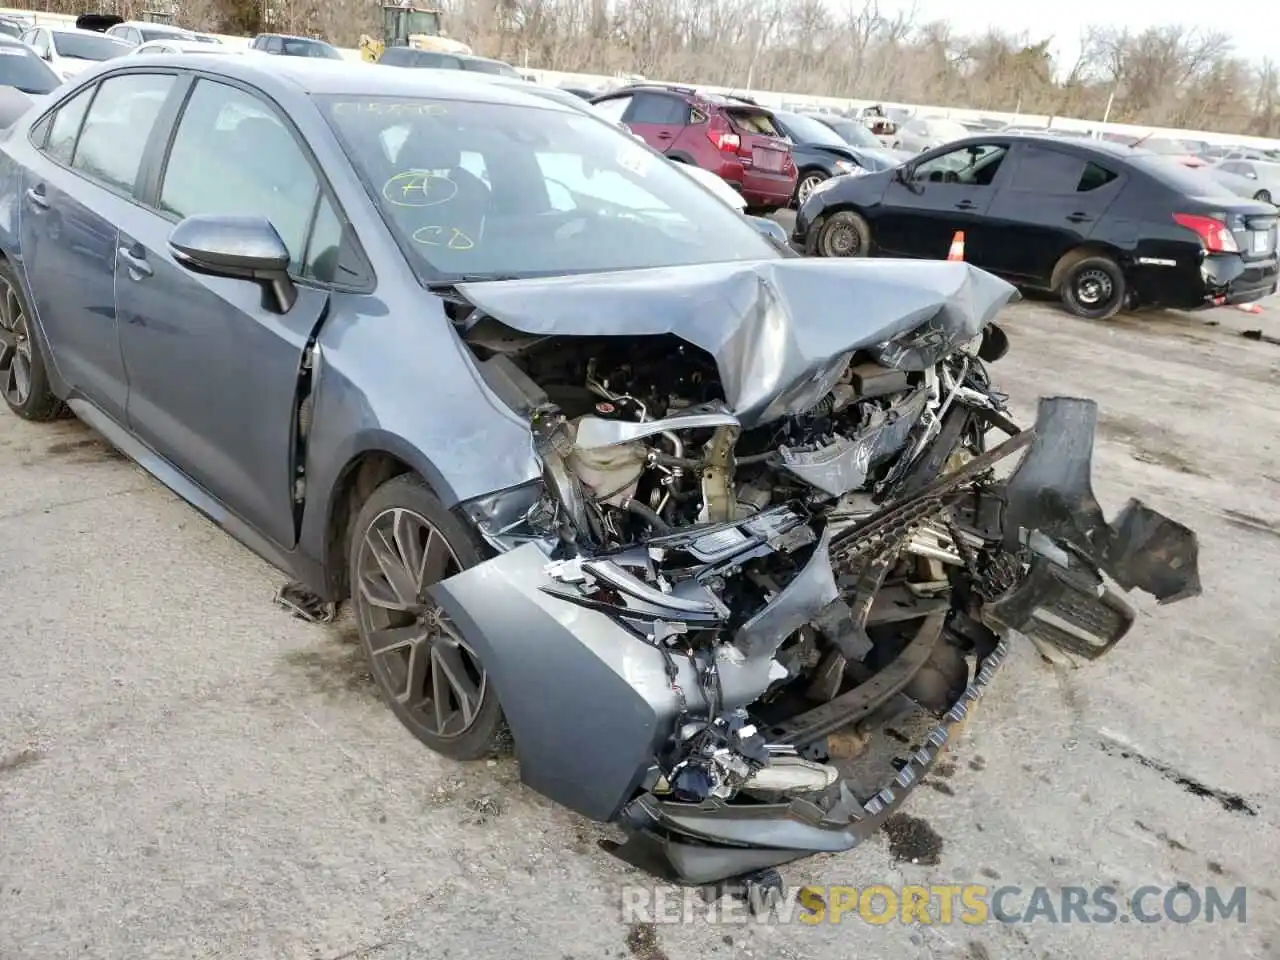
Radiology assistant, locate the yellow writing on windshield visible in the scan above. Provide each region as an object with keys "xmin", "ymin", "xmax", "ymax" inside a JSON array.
[
  {"xmin": 412, "ymin": 225, "xmax": 475, "ymax": 250},
  {"xmin": 382, "ymin": 171, "xmax": 458, "ymax": 207}
]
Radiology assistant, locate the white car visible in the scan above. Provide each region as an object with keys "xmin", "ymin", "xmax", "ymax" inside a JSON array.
[
  {"xmin": 18, "ymin": 26, "xmax": 131, "ymax": 80},
  {"xmin": 127, "ymin": 39, "xmax": 243, "ymax": 56},
  {"xmin": 893, "ymin": 117, "xmax": 971, "ymax": 154}
]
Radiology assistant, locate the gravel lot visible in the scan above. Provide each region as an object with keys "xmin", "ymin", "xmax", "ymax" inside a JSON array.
[{"xmin": 1, "ymin": 287, "xmax": 1278, "ymax": 960}]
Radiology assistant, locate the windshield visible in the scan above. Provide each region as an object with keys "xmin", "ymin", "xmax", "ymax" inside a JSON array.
[
  {"xmin": 284, "ymin": 38, "xmax": 341, "ymax": 58},
  {"xmin": 464, "ymin": 59, "xmax": 520, "ymax": 78},
  {"xmin": 405, "ymin": 11, "xmax": 441, "ymax": 34},
  {"xmin": 319, "ymin": 94, "xmax": 777, "ymax": 282},
  {"xmin": 819, "ymin": 116, "xmax": 879, "ymax": 148},
  {"xmin": 0, "ymin": 44, "xmax": 58, "ymax": 93},
  {"xmin": 140, "ymin": 28, "xmax": 194, "ymax": 42},
  {"xmin": 777, "ymin": 111, "xmax": 848, "ymax": 148},
  {"xmin": 51, "ymin": 32, "xmax": 131, "ymax": 61}
]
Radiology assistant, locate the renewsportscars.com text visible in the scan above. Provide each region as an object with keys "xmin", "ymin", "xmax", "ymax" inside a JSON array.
[{"xmin": 621, "ymin": 883, "xmax": 1249, "ymax": 926}]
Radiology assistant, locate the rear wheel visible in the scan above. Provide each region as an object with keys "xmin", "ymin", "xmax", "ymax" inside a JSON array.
[
  {"xmin": 1255, "ymin": 189, "xmax": 1273, "ymax": 204},
  {"xmin": 0, "ymin": 260, "xmax": 62, "ymax": 421},
  {"xmin": 349, "ymin": 474, "xmax": 507, "ymax": 761},
  {"xmin": 1059, "ymin": 255, "xmax": 1126, "ymax": 321},
  {"xmin": 813, "ymin": 210, "xmax": 871, "ymax": 258},
  {"xmin": 795, "ymin": 170, "xmax": 828, "ymax": 206}
]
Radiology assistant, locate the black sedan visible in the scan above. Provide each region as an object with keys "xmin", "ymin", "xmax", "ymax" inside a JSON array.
[
  {"xmin": 794, "ymin": 133, "xmax": 1279, "ymax": 319},
  {"xmin": 806, "ymin": 112, "xmax": 914, "ymax": 166}
]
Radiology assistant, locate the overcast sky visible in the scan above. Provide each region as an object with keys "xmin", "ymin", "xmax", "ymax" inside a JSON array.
[{"xmin": 889, "ymin": 0, "xmax": 1277, "ymax": 69}]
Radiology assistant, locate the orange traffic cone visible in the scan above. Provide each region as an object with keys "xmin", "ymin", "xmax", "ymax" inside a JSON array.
[{"xmin": 947, "ymin": 231, "xmax": 965, "ymax": 261}]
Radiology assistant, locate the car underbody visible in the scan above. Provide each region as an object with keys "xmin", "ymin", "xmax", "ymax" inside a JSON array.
[{"xmin": 351, "ymin": 258, "xmax": 1202, "ymax": 892}]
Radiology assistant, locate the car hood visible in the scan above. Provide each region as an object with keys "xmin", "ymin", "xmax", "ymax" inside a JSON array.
[
  {"xmin": 846, "ymin": 146, "xmax": 908, "ymax": 170},
  {"xmin": 805, "ymin": 142, "xmax": 859, "ymax": 163},
  {"xmin": 456, "ymin": 258, "xmax": 1017, "ymax": 429}
]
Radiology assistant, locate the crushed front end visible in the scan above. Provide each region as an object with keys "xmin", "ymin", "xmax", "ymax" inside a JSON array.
[{"xmin": 427, "ymin": 259, "xmax": 1201, "ymax": 888}]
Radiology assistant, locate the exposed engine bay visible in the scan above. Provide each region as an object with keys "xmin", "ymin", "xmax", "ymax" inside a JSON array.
[{"xmin": 427, "ymin": 260, "xmax": 1202, "ymax": 890}]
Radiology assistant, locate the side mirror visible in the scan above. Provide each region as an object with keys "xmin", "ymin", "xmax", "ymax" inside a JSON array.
[
  {"xmin": 169, "ymin": 214, "xmax": 297, "ymax": 313},
  {"xmin": 745, "ymin": 214, "xmax": 788, "ymax": 248}
]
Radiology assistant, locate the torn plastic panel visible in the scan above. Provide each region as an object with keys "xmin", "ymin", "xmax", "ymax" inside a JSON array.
[
  {"xmin": 456, "ymin": 258, "xmax": 1018, "ymax": 429},
  {"xmin": 1001, "ymin": 397, "xmax": 1202, "ymax": 605}
]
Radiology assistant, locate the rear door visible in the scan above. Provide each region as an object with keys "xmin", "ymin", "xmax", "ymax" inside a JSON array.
[
  {"xmin": 620, "ymin": 92, "xmax": 687, "ymax": 153},
  {"xmin": 874, "ymin": 141, "xmax": 1009, "ymax": 259},
  {"xmin": 18, "ymin": 71, "xmax": 177, "ymax": 422},
  {"xmin": 982, "ymin": 144, "xmax": 1124, "ymax": 283},
  {"xmin": 113, "ymin": 75, "xmax": 336, "ymax": 548}
]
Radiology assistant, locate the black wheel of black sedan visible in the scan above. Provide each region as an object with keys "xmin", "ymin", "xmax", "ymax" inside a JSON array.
[
  {"xmin": 349, "ymin": 474, "xmax": 507, "ymax": 760},
  {"xmin": 813, "ymin": 210, "xmax": 872, "ymax": 257},
  {"xmin": 0, "ymin": 260, "xmax": 62, "ymax": 421},
  {"xmin": 1058, "ymin": 255, "xmax": 1126, "ymax": 321}
]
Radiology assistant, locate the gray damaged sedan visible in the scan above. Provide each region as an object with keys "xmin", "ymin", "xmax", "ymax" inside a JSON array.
[{"xmin": 0, "ymin": 57, "xmax": 1200, "ymax": 894}]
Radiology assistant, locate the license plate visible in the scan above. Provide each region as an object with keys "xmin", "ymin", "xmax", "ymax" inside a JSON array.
[
  {"xmin": 754, "ymin": 149, "xmax": 783, "ymax": 172},
  {"xmin": 1253, "ymin": 230, "xmax": 1271, "ymax": 253}
]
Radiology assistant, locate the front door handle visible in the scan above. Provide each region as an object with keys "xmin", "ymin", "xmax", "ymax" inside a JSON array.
[
  {"xmin": 656, "ymin": 131, "xmax": 673, "ymax": 140},
  {"xmin": 955, "ymin": 200, "xmax": 977, "ymax": 210},
  {"xmin": 117, "ymin": 245, "xmax": 153, "ymax": 279},
  {"xmin": 1067, "ymin": 212, "xmax": 1094, "ymax": 224},
  {"xmin": 25, "ymin": 185, "xmax": 48, "ymax": 209}
]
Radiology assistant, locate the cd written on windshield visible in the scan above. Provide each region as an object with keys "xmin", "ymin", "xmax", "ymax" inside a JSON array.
[{"xmin": 383, "ymin": 170, "xmax": 458, "ymax": 207}]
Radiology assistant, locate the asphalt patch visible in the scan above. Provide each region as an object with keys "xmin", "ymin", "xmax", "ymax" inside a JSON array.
[
  {"xmin": 625, "ymin": 922, "xmax": 669, "ymax": 960},
  {"xmin": 38, "ymin": 437, "xmax": 126, "ymax": 464},
  {"xmin": 926, "ymin": 780, "xmax": 955, "ymax": 796},
  {"xmin": 280, "ymin": 627, "xmax": 377, "ymax": 701},
  {"xmin": 1095, "ymin": 413, "xmax": 1203, "ymax": 476},
  {"xmin": 1133, "ymin": 819, "xmax": 1189, "ymax": 851},
  {"xmin": 882, "ymin": 813, "xmax": 943, "ymax": 866},
  {"xmin": 0, "ymin": 747, "xmax": 42, "ymax": 775},
  {"xmin": 1098, "ymin": 741, "xmax": 1257, "ymax": 816}
]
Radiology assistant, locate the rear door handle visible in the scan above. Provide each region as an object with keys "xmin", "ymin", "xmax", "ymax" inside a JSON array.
[
  {"xmin": 1067, "ymin": 212, "xmax": 1094, "ymax": 223},
  {"xmin": 955, "ymin": 200, "xmax": 977, "ymax": 210},
  {"xmin": 117, "ymin": 245, "xmax": 153, "ymax": 279},
  {"xmin": 656, "ymin": 132, "xmax": 673, "ymax": 140},
  {"xmin": 25, "ymin": 185, "xmax": 48, "ymax": 209}
]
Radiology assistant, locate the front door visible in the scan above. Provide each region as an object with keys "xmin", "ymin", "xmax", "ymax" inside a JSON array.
[
  {"xmin": 874, "ymin": 142, "xmax": 1011, "ymax": 263},
  {"xmin": 18, "ymin": 72, "xmax": 177, "ymax": 422},
  {"xmin": 114, "ymin": 76, "xmax": 335, "ymax": 549}
]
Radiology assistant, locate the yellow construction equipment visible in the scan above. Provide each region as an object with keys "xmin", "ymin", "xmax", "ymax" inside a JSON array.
[{"xmin": 359, "ymin": 4, "xmax": 471, "ymax": 63}]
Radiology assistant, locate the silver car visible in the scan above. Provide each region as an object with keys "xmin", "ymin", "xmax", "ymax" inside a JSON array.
[
  {"xmin": 1212, "ymin": 159, "xmax": 1280, "ymax": 204},
  {"xmin": 893, "ymin": 116, "xmax": 970, "ymax": 154}
]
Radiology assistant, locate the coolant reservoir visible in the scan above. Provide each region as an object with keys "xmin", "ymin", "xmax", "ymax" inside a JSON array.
[{"xmin": 567, "ymin": 425, "xmax": 647, "ymax": 507}]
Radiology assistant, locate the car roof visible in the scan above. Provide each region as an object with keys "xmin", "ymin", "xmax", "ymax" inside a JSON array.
[
  {"xmin": 48, "ymin": 25, "xmax": 130, "ymax": 37},
  {"xmin": 137, "ymin": 39, "xmax": 236, "ymax": 52},
  {"xmin": 115, "ymin": 55, "xmax": 574, "ymax": 107},
  {"xmin": 258, "ymin": 33, "xmax": 331, "ymax": 43}
]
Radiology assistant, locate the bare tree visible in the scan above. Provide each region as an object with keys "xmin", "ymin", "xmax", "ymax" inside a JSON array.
[{"xmin": 24, "ymin": 0, "xmax": 1268, "ymax": 135}]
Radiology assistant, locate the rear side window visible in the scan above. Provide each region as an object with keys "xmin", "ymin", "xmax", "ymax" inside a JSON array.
[
  {"xmin": 727, "ymin": 109, "xmax": 780, "ymax": 137},
  {"xmin": 627, "ymin": 94, "xmax": 686, "ymax": 125},
  {"xmin": 1007, "ymin": 146, "xmax": 1086, "ymax": 193},
  {"xmin": 42, "ymin": 84, "xmax": 95, "ymax": 164},
  {"xmin": 1077, "ymin": 162, "xmax": 1118, "ymax": 192},
  {"xmin": 73, "ymin": 72, "xmax": 175, "ymax": 193}
]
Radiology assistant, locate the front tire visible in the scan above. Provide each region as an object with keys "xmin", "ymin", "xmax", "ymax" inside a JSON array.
[
  {"xmin": 0, "ymin": 260, "xmax": 62, "ymax": 421},
  {"xmin": 795, "ymin": 170, "xmax": 828, "ymax": 207},
  {"xmin": 1059, "ymin": 255, "xmax": 1126, "ymax": 320},
  {"xmin": 813, "ymin": 210, "xmax": 872, "ymax": 257},
  {"xmin": 1255, "ymin": 189, "xmax": 1273, "ymax": 204},
  {"xmin": 348, "ymin": 473, "xmax": 507, "ymax": 761}
]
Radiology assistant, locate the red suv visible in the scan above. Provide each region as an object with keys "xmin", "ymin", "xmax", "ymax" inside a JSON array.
[{"xmin": 590, "ymin": 85, "xmax": 797, "ymax": 213}]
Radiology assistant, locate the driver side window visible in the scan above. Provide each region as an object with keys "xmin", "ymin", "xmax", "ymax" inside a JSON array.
[{"xmin": 911, "ymin": 144, "xmax": 1007, "ymax": 187}]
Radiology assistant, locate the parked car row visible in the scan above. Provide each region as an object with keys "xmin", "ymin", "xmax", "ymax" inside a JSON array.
[{"xmin": 793, "ymin": 132, "xmax": 1279, "ymax": 320}]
